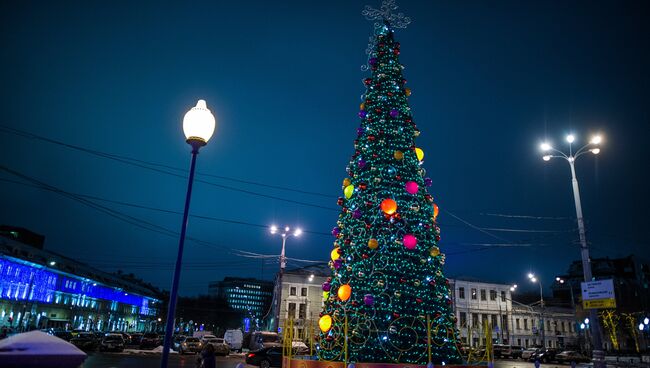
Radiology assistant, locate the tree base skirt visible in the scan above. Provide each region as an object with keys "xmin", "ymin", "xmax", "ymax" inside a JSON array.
[{"xmin": 283, "ymin": 357, "xmax": 487, "ymax": 368}]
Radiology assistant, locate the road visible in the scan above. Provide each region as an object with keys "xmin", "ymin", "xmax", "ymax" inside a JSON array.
[
  {"xmin": 81, "ymin": 352, "xmax": 251, "ymax": 368},
  {"xmin": 80, "ymin": 354, "xmax": 589, "ymax": 368}
]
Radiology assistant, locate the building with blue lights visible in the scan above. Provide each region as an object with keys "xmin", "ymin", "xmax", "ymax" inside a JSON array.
[
  {"xmin": 208, "ymin": 277, "xmax": 273, "ymax": 330},
  {"xmin": 0, "ymin": 228, "xmax": 161, "ymax": 332}
]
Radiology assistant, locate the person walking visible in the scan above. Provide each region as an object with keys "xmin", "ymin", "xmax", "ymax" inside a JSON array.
[{"xmin": 197, "ymin": 343, "xmax": 216, "ymax": 368}]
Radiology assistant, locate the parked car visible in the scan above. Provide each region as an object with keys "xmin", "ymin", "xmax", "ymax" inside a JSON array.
[
  {"xmin": 109, "ymin": 331, "xmax": 132, "ymax": 345},
  {"xmin": 129, "ymin": 333, "xmax": 144, "ymax": 346},
  {"xmin": 529, "ymin": 348, "xmax": 558, "ymax": 363},
  {"xmin": 70, "ymin": 332, "xmax": 99, "ymax": 351},
  {"xmin": 224, "ymin": 329, "xmax": 244, "ymax": 352},
  {"xmin": 493, "ymin": 344, "xmax": 510, "ymax": 358},
  {"xmin": 509, "ymin": 346, "xmax": 524, "ymax": 359},
  {"xmin": 556, "ymin": 350, "xmax": 591, "ymax": 364},
  {"xmin": 201, "ymin": 335, "xmax": 230, "ymax": 356},
  {"xmin": 292, "ymin": 341, "xmax": 309, "ymax": 355},
  {"xmin": 100, "ymin": 333, "xmax": 125, "ymax": 352},
  {"xmin": 246, "ymin": 346, "xmax": 283, "ymax": 368},
  {"xmin": 175, "ymin": 336, "xmax": 202, "ymax": 354},
  {"xmin": 140, "ymin": 332, "xmax": 161, "ymax": 349},
  {"xmin": 51, "ymin": 329, "xmax": 74, "ymax": 341},
  {"xmin": 521, "ymin": 348, "xmax": 540, "ymax": 360},
  {"xmin": 249, "ymin": 331, "xmax": 281, "ymax": 351}
]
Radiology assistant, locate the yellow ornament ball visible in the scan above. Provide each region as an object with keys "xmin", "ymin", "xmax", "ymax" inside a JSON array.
[
  {"xmin": 405, "ymin": 87, "xmax": 412, "ymax": 96},
  {"xmin": 338, "ymin": 284, "xmax": 352, "ymax": 301},
  {"xmin": 415, "ymin": 147, "xmax": 424, "ymax": 161},
  {"xmin": 323, "ymin": 291, "xmax": 330, "ymax": 300},
  {"xmin": 368, "ymin": 238, "xmax": 378, "ymax": 249},
  {"xmin": 429, "ymin": 246, "xmax": 440, "ymax": 257},
  {"xmin": 319, "ymin": 314, "xmax": 333, "ymax": 332},
  {"xmin": 360, "ymin": 102, "xmax": 365, "ymax": 110},
  {"xmin": 343, "ymin": 178, "xmax": 351, "ymax": 187},
  {"xmin": 394, "ymin": 150, "xmax": 404, "ymax": 160},
  {"xmin": 330, "ymin": 248, "xmax": 340, "ymax": 261},
  {"xmin": 344, "ymin": 184, "xmax": 354, "ymax": 199}
]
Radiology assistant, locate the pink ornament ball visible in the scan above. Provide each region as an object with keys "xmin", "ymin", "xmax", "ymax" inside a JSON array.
[
  {"xmin": 403, "ymin": 234, "xmax": 417, "ymax": 249},
  {"xmin": 405, "ymin": 181, "xmax": 419, "ymax": 194}
]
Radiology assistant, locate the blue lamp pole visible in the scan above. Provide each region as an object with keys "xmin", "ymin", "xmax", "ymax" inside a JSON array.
[{"xmin": 160, "ymin": 100, "xmax": 216, "ymax": 368}]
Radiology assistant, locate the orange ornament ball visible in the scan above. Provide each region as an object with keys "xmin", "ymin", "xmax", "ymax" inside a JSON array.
[
  {"xmin": 368, "ymin": 238, "xmax": 378, "ymax": 249},
  {"xmin": 433, "ymin": 203, "xmax": 439, "ymax": 219},
  {"xmin": 381, "ymin": 199, "xmax": 397, "ymax": 215},
  {"xmin": 338, "ymin": 284, "xmax": 352, "ymax": 301}
]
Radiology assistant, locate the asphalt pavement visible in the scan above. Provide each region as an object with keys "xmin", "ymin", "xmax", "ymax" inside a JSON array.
[{"xmin": 81, "ymin": 352, "xmax": 251, "ymax": 368}]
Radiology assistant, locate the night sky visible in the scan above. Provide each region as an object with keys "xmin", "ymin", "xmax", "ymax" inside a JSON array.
[{"xmin": 1, "ymin": 0, "xmax": 648, "ymax": 297}]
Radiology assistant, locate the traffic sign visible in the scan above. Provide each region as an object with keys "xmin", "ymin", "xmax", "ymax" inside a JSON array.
[
  {"xmin": 583, "ymin": 298, "xmax": 617, "ymax": 309},
  {"xmin": 581, "ymin": 279, "xmax": 616, "ymax": 309}
]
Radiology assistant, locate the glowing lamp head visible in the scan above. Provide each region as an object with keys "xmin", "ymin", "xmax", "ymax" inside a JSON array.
[
  {"xmin": 580, "ymin": 323, "xmax": 586, "ymax": 330},
  {"xmin": 555, "ymin": 277, "xmax": 561, "ymax": 281},
  {"xmin": 640, "ymin": 323, "xmax": 645, "ymax": 331},
  {"xmin": 543, "ymin": 155, "xmax": 552, "ymax": 161},
  {"xmin": 270, "ymin": 225, "xmax": 277, "ymax": 234},
  {"xmin": 644, "ymin": 317, "xmax": 649, "ymax": 325},
  {"xmin": 566, "ymin": 134, "xmax": 575, "ymax": 143},
  {"xmin": 294, "ymin": 228, "xmax": 302, "ymax": 237},
  {"xmin": 584, "ymin": 318, "xmax": 590, "ymax": 324},
  {"xmin": 591, "ymin": 148, "xmax": 601, "ymax": 155},
  {"xmin": 183, "ymin": 99, "xmax": 216, "ymax": 145},
  {"xmin": 49, "ymin": 261, "xmax": 56, "ymax": 266},
  {"xmin": 540, "ymin": 142, "xmax": 552, "ymax": 151},
  {"xmin": 527, "ymin": 273, "xmax": 534, "ymax": 279},
  {"xmin": 591, "ymin": 135, "xmax": 602, "ymax": 145}
]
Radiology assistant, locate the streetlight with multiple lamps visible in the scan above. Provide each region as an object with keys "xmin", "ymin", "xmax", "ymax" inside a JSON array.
[
  {"xmin": 555, "ymin": 277, "xmax": 576, "ymax": 308},
  {"xmin": 269, "ymin": 225, "xmax": 302, "ymax": 331},
  {"xmin": 539, "ymin": 133, "xmax": 604, "ymax": 364},
  {"xmin": 527, "ymin": 273, "xmax": 545, "ymax": 347},
  {"xmin": 160, "ymin": 100, "xmax": 216, "ymax": 368}
]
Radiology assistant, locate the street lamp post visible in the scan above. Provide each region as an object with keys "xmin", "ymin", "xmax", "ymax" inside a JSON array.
[
  {"xmin": 270, "ymin": 225, "xmax": 302, "ymax": 332},
  {"xmin": 540, "ymin": 133, "xmax": 604, "ymax": 365},
  {"xmin": 528, "ymin": 273, "xmax": 545, "ymax": 347},
  {"xmin": 556, "ymin": 277, "xmax": 575, "ymax": 309},
  {"xmin": 160, "ymin": 100, "xmax": 216, "ymax": 368}
]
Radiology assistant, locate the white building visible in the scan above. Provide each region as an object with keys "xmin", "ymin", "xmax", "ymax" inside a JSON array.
[
  {"xmin": 449, "ymin": 278, "xmax": 578, "ymax": 348},
  {"xmin": 272, "ymin": 264, "xmax": 329, "ymax": 340}
]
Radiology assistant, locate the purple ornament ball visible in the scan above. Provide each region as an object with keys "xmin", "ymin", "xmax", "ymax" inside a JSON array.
[
  {"xmin": 390, "ymin": 109, "xmax": 399, "ymax": 118},
  {"xmin": 322, "ymin": 282, "xmax": 331, "ymax": 292},
  {"xmin": 424, "ymin": 177, "xmax": 433, "ymax": 187},
  {"xmin": 333, "ymin": 259, "xmax": 343, "ymax": 270},
  {"xmin": 369, "ymin": 57, "xmax": 378, "ymax": 65},
  {"xmin": 357, "ymin": 159, "xmax": 366, "ymax": 169},
  {"xmin": 331, "ymin": 227, "xmax": 340, "ymax": 237},
  {"xmin": 352, "ymin": 209, "xmax": 362, "ymax": 219},
  {"xmin": 363, "ymin": 294, "xmax": 374, "ymax": 306},
  {"xmin": 358, "ymin": 110, "xmax": 367, "ymax": 119},
  {"xmin": 357, "ymin": 127, "xmax": 364, "ymax": 137}
]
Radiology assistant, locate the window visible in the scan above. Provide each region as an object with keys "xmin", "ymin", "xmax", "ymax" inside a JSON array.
[
  {"xmin": 471, "ymin": 288, "xmax": 477, "ymax": 300},
  {"xmin": 517, "ymin": 338, "xmax": 521, "ymax": 346},
  {"xmin": 301, "ymin": 288, "xmax": 307, "ymax": 296},
  {"xmin": 525, "ymin": 338, "xmax": 529, "ymax": 347},
  {"xmin": 480, "ymin": 289, "xmax": 486, "ymax": 301},
  {"xmin": 561, "ymin": 321, "xmax": 565, "ymax": 332},
  {"xmin": 290, "ymin": 287, "xmax": 296, "ymax": 296},
  {"xmin": 472, "ymin": 313, "xmax": 479, "ymax": 327},
  {"xmin": 516, "ymin": 318, "xmax": 520, "ymax": 329},
  {"xmin": 489, "ymin": 290, "xmax": 496, "ymax": 301},
  {"xmin": 524, "ymin": 319, "xmax": 528, "ymax": 330},
  {"xmin": 491, "ymin": 315, "xmax": 498, "ymax": 328},
  {"xmin": 287, "ymin": 303, "xmax": 296, "ymax": 318},
  {"xmin": 459, "ymin": 287, "xmax": 465, "ymax": 299},
  {"xmin": 459, "ymin": 312, "xmax": 467, "ymax": 327},
  {"xmin": 298, "ymin": 303, "xmax": 306, "ymax": 319},
  {"xmin": 547, "ymin": 320, "xmax": 551, "ymax": 331},
  {"xmin": 501, "ymin": 290, "xmax": 506, "ymax": 302}
]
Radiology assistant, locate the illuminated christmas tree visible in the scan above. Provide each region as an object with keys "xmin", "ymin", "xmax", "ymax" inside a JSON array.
[{"xmin": 317, "ymin": 2, "xmax": 463, "ymax": 365}]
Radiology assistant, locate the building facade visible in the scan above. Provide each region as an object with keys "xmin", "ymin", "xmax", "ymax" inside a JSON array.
[
  {"xmin": 273, "ymin": 264, "xmax": 329, "ymax": 340},
  {"xmin": 450, "ymin": 278, "xmax": 578, "ymax": 348},
  {"xmin": 0, "ymin": 231, "xmax": 160, "ymax": 332},
  {"xmin": 208, "ymin": 277, "xmax": 273, "ymax": 331}
]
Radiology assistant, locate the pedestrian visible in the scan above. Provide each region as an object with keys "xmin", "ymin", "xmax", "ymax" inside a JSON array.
[{"xmin": 197, "ymin": 343, "xmax": 216, "ymax": 368}]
